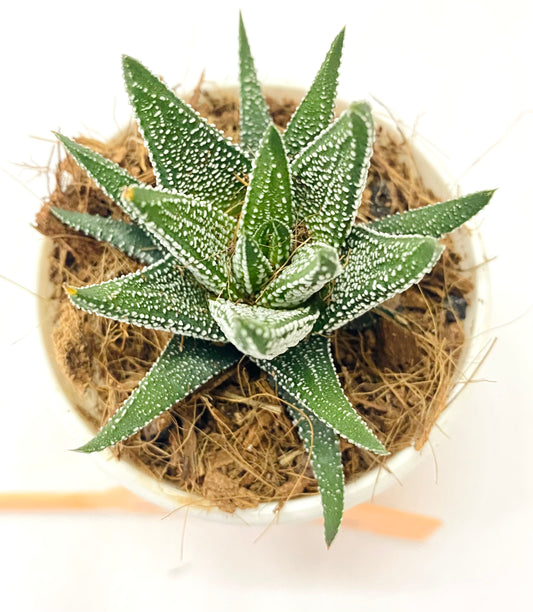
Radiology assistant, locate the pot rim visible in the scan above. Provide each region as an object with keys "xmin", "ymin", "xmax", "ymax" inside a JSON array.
[{"xmin": 37, "ymin": 85, "xmax": 491, "ymax": 526}]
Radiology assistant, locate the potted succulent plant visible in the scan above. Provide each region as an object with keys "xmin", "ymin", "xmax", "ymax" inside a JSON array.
[{"xmin": 38, "ymin": 15, "xmax": 493, "ymax": 546}]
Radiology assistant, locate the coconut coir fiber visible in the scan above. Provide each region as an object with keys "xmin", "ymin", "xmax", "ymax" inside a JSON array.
[{"xmin": 36, "ymin": 85, "xmax": 473, "ymax": 512}]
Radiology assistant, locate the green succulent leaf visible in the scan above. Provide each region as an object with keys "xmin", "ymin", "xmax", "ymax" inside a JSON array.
[
  {"xmin": 317, "ymin": 226, "xmax": 444, "ymax": 333},
  {"xmin": 54, "ymin": 133, "xmax": 143, "ymax": 203},
  {"xmin": 66, "ymin": 254, "xmax": 225, "ymax": 341},
  {"xmin": 366, "ymin": 189, "xmax": 495, "ymax": 239},
  {"xmin": 121, "ymin": 185, "xmax": 236, "ymax": 294},
  {"xmin": 292, "ymin": 102, "xmax": 374, "ymax": 248},
  {"xmin": 259, "ymin": 242, "xmax": 342, "ymax": 308},
  {"xmin": 232, "ymin": 233, "xmax": 273, "ymax": 297},
  {"xmin": 253, "ymin": 219, "xmax": 292, "ymax": 269},
  {"xmin": 283, "ymin": 396, "xmax": 344, "ymax": 547},
  {"xmin": 50, "ymin": 208, "xmax": 163, "ymax": 265},
  {"xmin": 256, "ymin": 334, "xmax": 387, "ymax": 453},
  {"xmin": 208, "ymin": 298, "xmax": 319, "ymax": 360},
  {"xmin": 76, "ymin": 336, "xmax": 241, "ymax": 452},
  {"xmin": 239, "ymin": 124, "xmax": 293, "ymax": 266},
  {"xmin": 122, "ymin": 55, "xmax": 251, "ymax": 212},
  {"xmin": 283, "ymin": 28, "xmax": 345, "ymax": 158},
  {"xmin": 238, "ymin": 13, "xmax": 271, "ymax": 156}
]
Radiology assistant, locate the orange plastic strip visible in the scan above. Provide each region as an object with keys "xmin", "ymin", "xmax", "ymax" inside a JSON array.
[
  {"xmin": 0, "ymin": 489, "xmax": 441, "ymax": 540},
  {"xmin": 341, "ymin": 502, "xmax": 442, "ymax": 540},
  {"xmin": 0, "ymin": 488, "xmax": 161, "ymax": 513}
]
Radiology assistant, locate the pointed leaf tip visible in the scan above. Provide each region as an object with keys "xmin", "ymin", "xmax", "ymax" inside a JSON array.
[
  {"xmin": 65, "ymin": 255, "xmax": 225, "ymax": 341},
  {"xmin": 51, "ymin": 207, "xmax": 163, "ymax": 265},
  {"xmin": 292, "ymin": 102, "xmax": 374, "ymax": 247},
  {"xmin": 256, "ymin": 335, "xmax": 388, "ymax": 454},
  {"xmin": 283, "ymin": 396, "xmax": 344, "ymax": 547},
  {"xmin": 367, "ymin": 189, "xmax": 495, "ymax": 240},
  {"xmin": 238, "ymin": 121, "xmax": 293, "ymax": 266},
  {"xmin": 123, "ymin": 55, "xmax": 250, "ymax": 209},
  {"xmin": 238, "ymin": 15, "xmax": 271, "ymax": 155},
  {"xmin": 283, "ymin": 26, "xmax": 346, "ymax": 157},
  {"xmin": 75, "ymin": 337, "xmax": 241, "ymax": 452}
]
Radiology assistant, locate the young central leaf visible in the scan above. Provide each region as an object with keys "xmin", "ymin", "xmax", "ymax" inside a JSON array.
[
  {"xmin": 258, "ymin": 242, "xmax": 342, "ymax": 308},
  {"xmin": 121, "ymin": 185, "xmax": 236, "ymax": 294},
  {"xmin": 208, "ymin": 299, "xmax": 319, "ymax": 360},
  {"xmin": 66, "ymin": 254, "xmax": 224, "ymax": 341},
  {"xmin": 232, "ymin": 233, "xmax": 273, "ymax": 297},
  {"xmin": 292, "ymin": 102, "xmax": 374, "ymax": 249},
  {"xmin": 122, "ymin": 56, "xmax": 251, "ymax": 212},
  {"xmin": 237, "ymin": 124, "xmax": 293, "ymax": 267}
]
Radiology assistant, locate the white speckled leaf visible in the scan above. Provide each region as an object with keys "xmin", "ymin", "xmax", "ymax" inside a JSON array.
[
  {"xmin": 365, "ymin": 190, "xmax": 495, "ymax": 239},
  {"xmin": 317, "ymin": 226, "xmax": 444, "ymax": 332},
  {"xmin": 208, "ymin": 299, "xmax": 319, "ymax": 360},
  {"xmin": 51, "ymin": 208, "xmax": 163, "ymax": 265},
  {"xmin": 259, "ymin": 242, "xmax": 342, "ymax": 308},
  {"xmin": 253, "ymin": 219, "xmax": 292, "ymax": 269},
  {"xmin": 66, "ymin": 254, "xmax": 224, "ymax": 340},
  {"xmin": 55, "ymin": 133, "xmax": 143, "ymax": 203},
  {"xmin": 240, "ymin": 124, "xmax": 293, "ymax": 266},
  {"xmin": 255, "ymin": 334, "xmax": 387, "ymax": 453},
  {"xmin": 121, "ymin": 185, "xmax": 236, "ymax": 294},
  {"xmin": 283, "ymin": 28, "xmax": 345, "ymax": 158},
  {"xmin": 76, "ymin": 336, "xmax": 241, "ymax": 452},
  {"xmin": 122, "ymin": 56, "xmax": 251, "ymax": 212},
  {"xmin": 283, "ymin": 396, "xmax": 344, "ymax": 547},
  {"xmin": 292, "ymin": 102, "xmax": 374, "ymax": 248},
  {"xmin": 238, "ymin": 13, "xmax": 271, "ymax": 155},
  {"xmin": 232, "ymin": 233, "xmax": 273, "ymax": 297}
]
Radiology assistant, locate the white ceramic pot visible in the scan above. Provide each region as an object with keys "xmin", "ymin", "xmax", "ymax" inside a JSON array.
[{"xmin": 37, "ymin": 85, "xmax": 490, "ymax": 525}]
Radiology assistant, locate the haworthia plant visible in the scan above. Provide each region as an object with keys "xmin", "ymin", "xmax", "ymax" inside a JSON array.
[{"xmin": 53, "ymin": 16, "xmax": 494, "ymax": 547}]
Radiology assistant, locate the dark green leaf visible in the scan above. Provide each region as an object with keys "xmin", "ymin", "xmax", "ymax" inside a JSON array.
[
  {"xmin": 283, "ymin": 396, "xmax": 344, "ymax": 547},
  {"xmin": 255, "ymin": 335, "xmax": 387, "ymax": 453},
  {"xmin": 231, "ymin": 233, "xmax": 273, "ymax": 297},
  {"xmin": 55, "ymin": 133, "xmax": 142, "ymax": 203},
  {"xmin": 317, "ymin": 226, "xmax": 444, "ymax": 332},
  {"xmin": 365, "ymin": 190, "xmax": 495, "ymax": 240},
  {"xmin": 253, "ymin": 219, "xmax": 292, "ymax": 268},
  {"xmin": 208, "ymin": 298, "xmax": 318, "ymax": 360},
  {"xmin": 238, "ymin": 13, "xmax": 271, "ymax": 155},
  {"xmin": 121, "ymin": 185, "xmax": 236, "ymax": 294},
  {"xmin": 292, "ymin": 102, "xmax": 374, "ymax": 248},
  {"xmin": 51, "ymin": 208, "xmax": 163, "ymax": 265},
  {"xmin": 76, "ymin": 337, "xmax": 241, "ymax": 452},
  {"xmin": 283, "ymin": 28, "xmax": 345, "ymax": 157},
  {"xmin": 258, "ymin": 242, "xmax": 341, "ymax": 308},
  {"xmin": 122, "ymin": 55, "xmax": 251, "ymax": 212},
  {"xmin": 66, "ymin": 254, "xmax": 224, "ymax": 340},
  {"xmin": 239, "ymin": 124, "xmax": 293, "ymax": 266}
]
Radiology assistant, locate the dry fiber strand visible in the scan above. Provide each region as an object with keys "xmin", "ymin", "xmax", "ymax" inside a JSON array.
[{"xmin": 36, "ymin": 86, "xmax": 473, "ymax": 512}]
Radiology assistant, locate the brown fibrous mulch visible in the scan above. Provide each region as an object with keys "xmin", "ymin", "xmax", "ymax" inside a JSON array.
[{"xmin": 35, "ymin": 85, "xmax": 473, "ymax": 513}]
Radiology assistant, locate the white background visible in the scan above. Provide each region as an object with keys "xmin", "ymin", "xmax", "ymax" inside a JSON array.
[{"xmin": 1, "ymin": 0, "xmax": 532, "ymax": 609}]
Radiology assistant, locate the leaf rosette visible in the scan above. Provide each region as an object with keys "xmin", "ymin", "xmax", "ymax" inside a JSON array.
[{"xmin": 52, "ymin": 15, "xmax": 494, "ymax": 546}]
